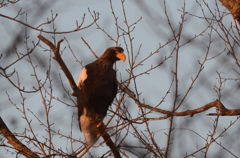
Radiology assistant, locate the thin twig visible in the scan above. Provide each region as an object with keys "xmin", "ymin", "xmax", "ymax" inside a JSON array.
[{"xmin": 0, "ymin": 117, "xmax": 40, "ymax": 158}]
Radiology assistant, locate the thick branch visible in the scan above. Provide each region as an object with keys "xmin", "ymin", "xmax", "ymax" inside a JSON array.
[
  {"xmin": 118, "ymin": 82, "xmax": 240, "ymax": 117},
  {"xmin": 37, "ymin": 35, "xmax": 78, "ymax": 94},
  {"xmin": 38, "ymin": 35, "xmax": 121, "ymax": 158},
  {"xmin": 0, "ymin": 117, "xmax": 40, "ymax": 158},
  {"xmin": 140, "ymin": 100, "xmax": 240, "ymax": 117}
]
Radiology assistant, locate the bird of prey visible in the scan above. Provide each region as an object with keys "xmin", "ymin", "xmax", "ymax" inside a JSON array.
[{"xmin": 77, "ymin": 47, "xmax": 126, "ymax": 145}]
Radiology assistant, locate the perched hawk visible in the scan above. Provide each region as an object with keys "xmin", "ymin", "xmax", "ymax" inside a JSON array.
[{"xmin": 77, "ymin": 47, "xmax": 126, "ymax": 145}]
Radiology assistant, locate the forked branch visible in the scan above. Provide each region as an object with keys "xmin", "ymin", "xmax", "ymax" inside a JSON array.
[{"xmin": 118, "ymin": 82, "xmax": 240, "ymax": 117}]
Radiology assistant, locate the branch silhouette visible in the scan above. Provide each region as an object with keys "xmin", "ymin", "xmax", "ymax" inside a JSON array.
[
  {"xmin": 118, "ymin": 82, "xmax": 240, "ymax": 117},
  {"xmin": 0, "ymin": 117, "xmax": 40, "ymax": 158},
  {"xmin": 0, "ymin": 12, "xmax": 99, "ymax": 34}
]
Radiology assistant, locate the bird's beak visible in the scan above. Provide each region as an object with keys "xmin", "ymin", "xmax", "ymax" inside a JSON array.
[{"xmin": 116, "ymin": 52, "xmax": 126, "ymax": 62}]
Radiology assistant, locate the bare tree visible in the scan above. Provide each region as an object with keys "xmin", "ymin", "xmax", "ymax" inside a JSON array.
[{"xmin": 0, "ymin": 0, "xmax": 240, "ymax": 157}]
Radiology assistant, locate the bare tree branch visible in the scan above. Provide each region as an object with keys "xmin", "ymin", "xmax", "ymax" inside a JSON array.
[
  {"xmin": 0, "ymin": 12, "xmax": 99, "ymax": 34},
  {"xmin": 119, "ymin": 81, "xmax": 240, "ymax": 117},
  {"xmin": 0, "ymin": 117, "xmax": 40, "ymax": 158}
]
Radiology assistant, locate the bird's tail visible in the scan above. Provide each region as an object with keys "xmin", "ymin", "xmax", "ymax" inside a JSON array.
[{"xmin": 80, "ymin": 113, "xmax": 99, "ymax": 146}]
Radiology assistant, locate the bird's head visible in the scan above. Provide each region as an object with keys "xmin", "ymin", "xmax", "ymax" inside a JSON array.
[{"xmin": 101, "ymin": 47, "xmax": 126, "ymax": 63}]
